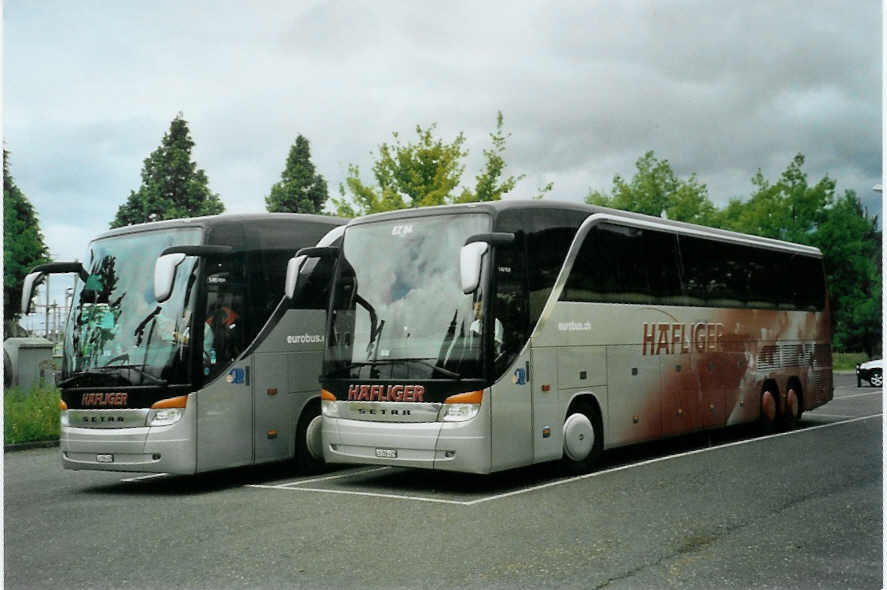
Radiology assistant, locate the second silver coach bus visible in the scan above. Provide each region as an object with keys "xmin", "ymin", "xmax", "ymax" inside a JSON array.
[
  {"xmin": 316, "ymin": 201, "xmax": 833, "ymax": 474},
  {"xmin": 23, "ymin": 213, "xmax": 345, "ymax": 473}
]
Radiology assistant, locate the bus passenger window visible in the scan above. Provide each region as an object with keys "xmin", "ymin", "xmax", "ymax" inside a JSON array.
[{"xmin": 203, "ymin": 260, "xmax": 246, "ymax": 381}]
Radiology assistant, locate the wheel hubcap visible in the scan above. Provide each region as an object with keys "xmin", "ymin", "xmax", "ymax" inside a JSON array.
[
  {"xmin": 762, "ymin": 391, "xmax": 776, "ymax": 421},
  {"xmin": 872, "ymin": 373, "xmax": 883, "ymax": 387},
  {"xmin": 305, "ymin": 415, "xmax": 324, "ymax": 460},
  {"xmin": 563, "ymin": 413, "xmax": 594, "ymax": 461},
  {"xmin": 786, "ymin": 389, "xmax": 798, "ymax": 420}
]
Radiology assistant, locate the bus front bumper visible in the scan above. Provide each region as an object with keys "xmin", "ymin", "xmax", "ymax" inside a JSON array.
[
  {"xmin": 60, "ymin": 411, "xmax": 197, "ymax": 474},
  {"xmin": 323, "ymin": 416, "xmax": 492, "ymax": 474}
]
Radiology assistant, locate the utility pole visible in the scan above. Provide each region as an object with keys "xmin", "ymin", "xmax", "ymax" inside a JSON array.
[{"xmin": 44, "ymin": 275, "xmax": 50, "ymax": 339}]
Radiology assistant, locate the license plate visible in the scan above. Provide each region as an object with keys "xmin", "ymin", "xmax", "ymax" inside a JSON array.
[
  {"xmin": 96, "ymin": 454, "xmax": 114, "ymax": 463},
  {"xmin": 375, "ymin": 448, "xmax": 397, "ymax": 459}
]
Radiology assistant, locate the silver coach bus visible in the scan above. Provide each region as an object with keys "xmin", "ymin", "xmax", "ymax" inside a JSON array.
[
  {"xmin": 314, "ymin": 201, "xmax": 832, "ymax": 474},
  {"xmin": 22, "ymin": 213, "xmax": 345, "ymax": 474}
]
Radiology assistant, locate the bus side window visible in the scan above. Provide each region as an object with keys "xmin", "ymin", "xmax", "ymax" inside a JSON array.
[
  {"xmin": 493, "ymin": 235, "xmax": 528, "ymax": 375},
  {"xmin": 203, "ymin": 256, "xmax": 247, "ymax": 381}
]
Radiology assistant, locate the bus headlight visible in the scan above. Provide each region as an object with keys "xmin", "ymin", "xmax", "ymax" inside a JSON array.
[
  {"xmin": 438, "ymin": 390, "xmax": 483, "ymax": 422},
  {"xmin": 60, "ymin": 411, "xmax": 70, "ymax": 427},
  {"xmin": 147, "ymin": 395, "xmax": 188, "ymax": 427},
  {"xmin": 147, "ymin": 408, "xmax": 184, "ymax": 427},
  {"xmin": 438, "ymin": 403, "xmax": 480, "ymax": 422},
  {"xmin": 320, "ymin": 389, "xmax": 341, "ymax": 418}
]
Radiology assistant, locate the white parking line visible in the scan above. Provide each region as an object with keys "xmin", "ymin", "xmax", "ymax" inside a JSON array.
[
  {"xmin": 252, "ymin": 466, "xmax": 390, "ymax": 489},
  {"xmin": 462, "ymin": 413, "xmax": 882, "ymax": 506},
  {"xmin": 248, "ymin": 413, "xmax": 882, "ymax": 506},
  {"xmin": 121, "ymin": 473, "xmax": 169, "ymax": 483},
  {"xmin": 248, "ymin": 484, "xmax": 468, "ymax": 505}
]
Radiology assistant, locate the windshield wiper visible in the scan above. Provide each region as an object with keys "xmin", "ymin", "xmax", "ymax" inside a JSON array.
[
  {"xmin": 346, "ymin": 358, "xmax": 460, "ymax": 379},
  {"xmin": 59, "ymin": 364, "xmax": 167, "ymax": 387}
]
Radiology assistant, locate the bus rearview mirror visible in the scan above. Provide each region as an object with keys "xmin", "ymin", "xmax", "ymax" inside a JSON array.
[
  {"xmin": 20, "ymin": 271, "xmax": 44, "ymax": 315},
  {"xmin": 154, "ymin": 253, "xmax": 187, "ymax": 303},
  {"xmin": 460, "ymin": 242, "xmax": 489, "ymax": 294},
  {"xmin": 284, "ymin": 255, "xmax": 308, "ymax": 300}
]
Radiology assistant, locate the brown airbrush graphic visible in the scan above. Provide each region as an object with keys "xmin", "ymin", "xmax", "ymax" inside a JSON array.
[{"xmin": 639, "ymin": 306, "xmax": 832, "ymax": 442}]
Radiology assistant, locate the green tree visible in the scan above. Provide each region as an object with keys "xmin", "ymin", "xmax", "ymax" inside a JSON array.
[
  {"xmin": 3, "ymin": 149, "xmax": 50, "ymax": 333},
  {"xmin": 333, "ymin": 123, "xmax": 467, "ymax": 217},
  {"xmin": 266, "ymin": 135, "xmax": 329, "ymax": 214},
  {"xmin": 334, "ymin": 112, "xmax": 546, "ymax": 216},
  {"xmin": 717, "ymin": 154, "xmax": 835, "ymax": 243},
  {"xmin": 585, "ymin": 151, "xmax": 716, "ymax": 225},
  {"xmin": 111, "ymin": 113, "xmax": 224, "ymax": 228},
  {"xmin": 811, "ymin": 191, "xmax": 881, "ymax": 356}
]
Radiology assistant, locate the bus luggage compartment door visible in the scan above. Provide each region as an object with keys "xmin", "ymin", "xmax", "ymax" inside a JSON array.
[{"xmin": 531, "ymin": 347, "xmax": 561, "ymax": 463}]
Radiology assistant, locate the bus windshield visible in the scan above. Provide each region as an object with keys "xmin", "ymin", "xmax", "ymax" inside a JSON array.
[
  {"xmin": 326, "ymin": 213, "xmax": 491, "ymax": 381},
  {"xmin": 63, "ymin": 228, "xmax": 202, "ymax": 386}
]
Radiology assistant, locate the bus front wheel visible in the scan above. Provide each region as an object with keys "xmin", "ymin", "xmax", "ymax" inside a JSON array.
[
  {"xmin": 295, "ymin": 403, "xmax": 324, "ymax": 473},
  {"xmin": 561, "ymin": 401, "xmax": 602, "ymax": 474}
]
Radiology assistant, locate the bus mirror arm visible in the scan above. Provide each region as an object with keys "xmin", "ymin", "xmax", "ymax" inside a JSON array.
[{"xmin": 21, "ymin": 261, "xmax": 89, "ymax": 315}]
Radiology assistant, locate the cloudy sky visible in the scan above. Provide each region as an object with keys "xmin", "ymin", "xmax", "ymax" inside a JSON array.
[{"xmin": 4, "ymin": 1, "xmax": 882, "ymax": 318}]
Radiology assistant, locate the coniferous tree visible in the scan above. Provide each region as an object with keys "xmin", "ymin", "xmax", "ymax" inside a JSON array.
[
  {"xmin": 111, "ymin": 113, "xmax": 224, "ymax": 228},
  {"xmin": 266, "ymin": 135, "xmax": 329, "ymax": 214},
  {"xmin": 4, "ymin": 149, "xmax": 50, "ymax": 332}
]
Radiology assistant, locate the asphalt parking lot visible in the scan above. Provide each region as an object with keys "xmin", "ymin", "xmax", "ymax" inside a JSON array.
[{"xmin": 5, "ymin": 372, "xmax": 882, "ymax": 589}]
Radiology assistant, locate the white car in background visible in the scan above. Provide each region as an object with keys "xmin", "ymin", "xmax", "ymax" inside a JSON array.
[{"xmin": 856, "ymin": 359, "xmax": 883, "ymax": 388}]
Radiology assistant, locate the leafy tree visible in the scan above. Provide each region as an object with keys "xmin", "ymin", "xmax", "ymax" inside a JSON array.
[
  {"xmin": 111, "ymin": 113, "xmax": 224, "ymax": 228},
  {"xmin": 3, "ymin": 149, "xmax": 50, "ymax": 333},
  {"xmin": 585, "ymin": 151, "xmax": 716, "ymax": 225},
  {"xmin": 455, "ymin": 111, "xmax": 554, "ymax": 203},
  {"xmin": 333, "ymin": 123, "xmax": 467, "ymax": 217},
  {"xmin": 811, "ymin": 191, "xmax": 881, "ymax": 356},
  {"xmin": 266, "ymin": 135, "xmax": 329, "ymax": 214},
  {"xmin": 334, "ymin": 112, "xmax": 546, "ymax": 216},
  {"xmin": 717, "ymin": 154, "xmax": 834, "ymax": 243}
]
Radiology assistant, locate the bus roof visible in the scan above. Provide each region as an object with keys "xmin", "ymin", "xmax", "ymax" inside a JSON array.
[
  {"xmin": 346, "ymin": 200, "xmax": 822, "ymax": 257},
  {"xmin": 93, "ymin": 213, "xmax": 348, "ymax": 252}
]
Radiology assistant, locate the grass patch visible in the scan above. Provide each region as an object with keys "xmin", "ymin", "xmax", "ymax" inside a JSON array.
[
  {"xmin": 832, "ymin": 352, "xmax": 874, "ymax": 372},
  {"xmin": 4, "ymin": 385, "xmax": 61, "ymax": 445}
]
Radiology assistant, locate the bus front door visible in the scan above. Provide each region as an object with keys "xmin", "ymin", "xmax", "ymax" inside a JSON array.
[
  {"xmin": 196, "ymin": 358, "xmax": 254, "ymax": 471},
  {"xmin": 490, "ymin": 349, "xmax": 534, "ymax": 471}
]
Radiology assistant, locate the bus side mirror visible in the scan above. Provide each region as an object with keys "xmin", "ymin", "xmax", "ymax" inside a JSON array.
[
  {"xmin": 284, "ymin": 255, "xmax": 308, "ymax": 300},
  {"xmin": 285, "ymin": 246, "xmax": 339, "ymax": 300},
  {"xmin": 460, "ymin": 232, "xmax": 513, "ymax": 294},
  {"xmin": 154, "ymin": 253, "xmax": 187, "ymax": 303},
  {"xmin": 460, "ymin": 242, "xmax": 488, "ymax": 294},
  {"xmin": 20, "ymin": 271, "xmax": 44, "ymax": 315}
]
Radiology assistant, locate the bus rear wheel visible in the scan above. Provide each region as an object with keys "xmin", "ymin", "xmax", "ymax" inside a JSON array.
[
  {"xmin": 759, "ymin": 388, "xmax": 778, "ymax": 433},
  {"xmin": 780, "ymin": 385, "xmax": 802, "ymax": 429},
  {"xmin": 561, "ymin": 400, "xmax": 602, "ymax": 474}
]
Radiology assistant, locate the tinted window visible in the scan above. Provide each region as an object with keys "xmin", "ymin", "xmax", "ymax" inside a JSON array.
[
  {"xmin": 562, "ymin": 224, "xmax": 824, "ymax": 311},
  {"xmin": 521, "ymin": 209, "xmax": 588, "ymax": 324},
  {"xmin": 563, "ymin": 224, "xmax": 681, "ymax": 305}
]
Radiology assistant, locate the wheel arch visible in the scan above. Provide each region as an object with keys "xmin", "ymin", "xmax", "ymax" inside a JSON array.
[{"xmin": 563, "ymin": 391, "xmax": 605, "ymax": 443}]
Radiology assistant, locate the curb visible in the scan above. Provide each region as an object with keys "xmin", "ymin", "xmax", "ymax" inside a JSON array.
[{"xmin": 4, "ymin": 440, "xmax": 59, "ymax": 452}]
